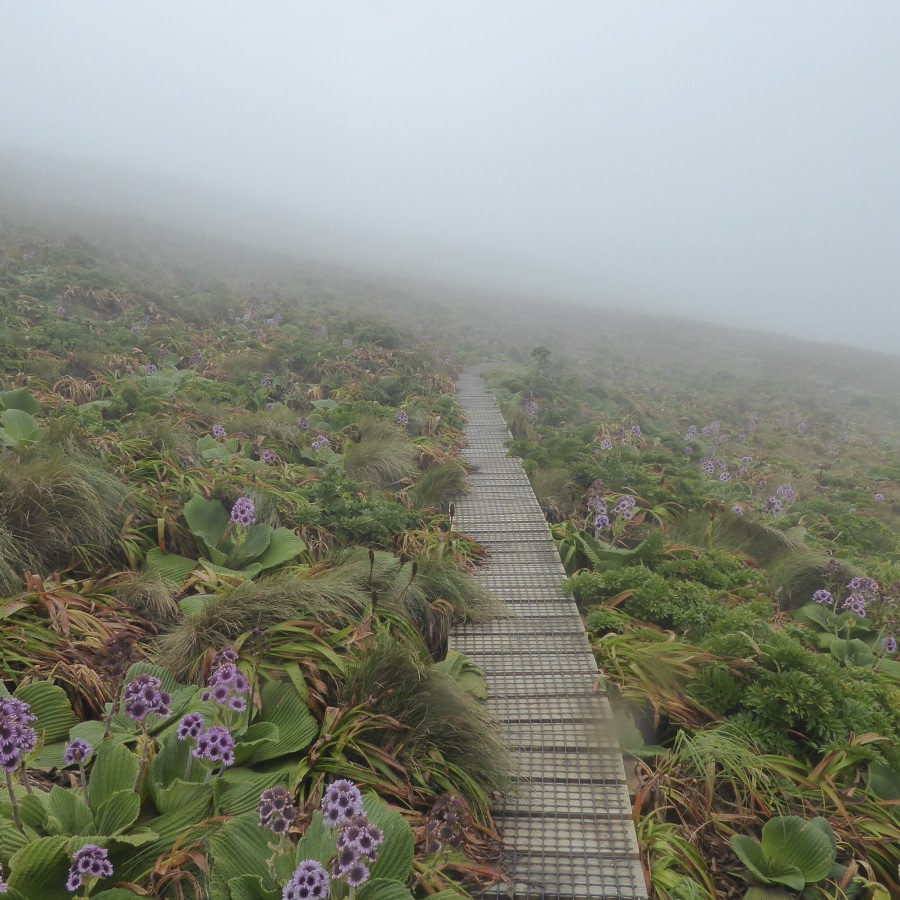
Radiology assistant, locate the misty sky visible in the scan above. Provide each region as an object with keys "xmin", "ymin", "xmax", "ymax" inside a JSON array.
[{"xmin": 2, "ymin": 2, "xmax": 899, "ymax": 353}]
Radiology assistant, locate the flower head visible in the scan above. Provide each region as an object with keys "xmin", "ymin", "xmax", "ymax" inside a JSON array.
[
  {"xmin": 764, "ymin": 496, "xmax": 784, "ymax": 516},
  {"xmin": 201, "ymin": 651, "xmax": 250, "ymax": 710},
  {"xmin": 64, "ymin": 739, "xmax": 93, "ymax": 766},
  {"xmin": 283, "ymin": 860, "xmax": 330, "ymax": 900},
  {"xmin": 298, "ymin": 417, "xmax": 309, "ymax": 431},
  {"xmin": 882, "ymin": 635, "xmax": 897, "ymax": 654},
  {"xmin": 311, "ymin": 434, "xmax": 331, "ymax": 452},
  {"xmin": 144, "ymin": 364, "xmax": 157, "ymax": 374},
  {"xmin": 525, "ymin": 401, "xmax": 538, "ymax": 418},
  {"xmin": 131, "ymin": 325, "xmax": 141, "ymax": 334},
  {"xmin": 212, "ymin": 424, "xmax": 226, "ymax": 438},
  {"xmin": 122, "ymin": 674, "xmax": 172, "ymax": 723},
  {"xmin": 192, "ymin": 725, "xmax": 235, "ymax": 767},
  {"xmin": 631, "ymin": 424, "xmax": 641, "ymax": 436},
  {"xmin": 424, "ymin": 794, "xmax": 469, "ymax": 853},
  {"xmin": 177, "ymin": 712, "xmax": 205, "ymax": 741},
  {"xmin": 321, "ymin": 778, "xmax": 364, "ymax": 827},
  {"xmin": 396, "ymin": 409, "xmax": 410, "ymax": 425},
  {"xmin": 261, "ymin": 449, "xmax": 277, "ymax": 465},
  {"xmin": 259, "ymin": 785, "xmax": 297, "ymax": 834},
  {"xmin": 0, "ymin": 698, "xmax": 38, "ymax": 773},
  {"xmin": 600, "ymin": 438, "xmax": 612, "ymax": 450},
  {"xmin": 230, "ymin": 497, "xmax": 256, "ymax": 527},
  {"xmin": 66, "ymin": 844, "xmax": 112, "ymax": 892},
  {"xmin": 812, "ymin": 589, "xmax": 833, "ymax": 605},
  {"xmin": 56, "ymin": 306, "xmax": 66, "ymax": 315}
]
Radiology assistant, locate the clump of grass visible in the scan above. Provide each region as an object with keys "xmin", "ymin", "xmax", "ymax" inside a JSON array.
[
  {"xmin": 338, "ymin": 634, "xmax": 510, "ymax": 811},
  {"xmin": 342, "ymin": 418, "xmax": 418, "ymax": 488},
  {"xmin": 0, "ymin": 452, "xmax": 133, "ymax": 586},
  {"xmin": 155, "ymin": 570, "xmax": 367, "ymax": 677},
  {"xmin": 530, "ymin": 466, "xmax": 576, "ymax": 521},
  {"xmin": 410, "ymin": 459, "xmax": 469, "ymax": 510},
  {"xmin": 112, "ymin": 572, "xmax": 180, "ymax": 626}
]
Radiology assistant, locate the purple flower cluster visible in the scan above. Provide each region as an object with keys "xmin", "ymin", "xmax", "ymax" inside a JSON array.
[
  {"xmin": 298, "ymin": 417, "xmax": 309, "ymax": 431},
  {"xmin": 874, "ymin": 492, "xmax": 885, "ymax": 501},
  {"xmin": 0, "ymin": 699, "xmax": 38, "ymax": 773},
  {"xmin": 396, "ymin": 409, "xmax": 409, "ymax": 425},
  {"xmin": 776, "ymin": 484, "xmax": 796, "ymax": 504},
  {"xmin": 212, "ymin": 424, "xmax": 226, "ymax": 438},
  {"xmin": 764, "ymin": 496, "xmax": 784, "ymax": 516},
  {"xmin": 883, "ymin": 636, "xmax": 897, "ymax": 654},
  {"xmin": 333, "ymin": 814, "xmax": 384, "ymax": 887},
  {"xmin": 342, "ymin": 338, "xmax": 353, "ymax": 348},
  {"xmin": 64, "ymin": 739, "xmax": 92, "ymax": 766},
  {"xmin": 66, "ymin": 844, "xmax": 112, "ymax": 892},
  {"xmin": 719, "ymin": 472, "xmax": 731, "ymax": 483},
  {"xmin": 56, "ymin": 306, "xmax": 66, "ymax": 315},
  {"xmin": 259, "ymin": 786, "xmax": 297, "ymax": 834},
  {"xmin": 700, "ymin": 455, "xmax": 716, "ymax": 475},
  {"xmin": 131, "ymin": 325, "xmax": 141, "ymax": 334},
  {"xmin": 177, "ymin": 712, "xmax": 205, "ymax": 741},
  {"xmin": 525, "ymin": 401, "xmax": 538, "ymax": 418},
  {"xmin": 230, "ymin": 497, "xmax": 256, "ymax": 526},
  {"xmin": 0, "ymin": 862, "xmax": 6, "ymax": 893},
  {"xmin": 731, "ymin": 505, "xmax": 745, "ymax": 515},
  {"xmin": 684, "ymin": 445, "xmax": 693, "ymax": 455},
  {"xmin": 599, "ymin": 438, "xmax": 613, "ymax": 450},
  {"xmin": 192, "ymin": 725, "xmax": 235, "ymax": 767},
  {"xmin": 201, "ymin": 650, "xmax": 250, "ymax": 713},
  {"xmin": 145, "ymin": 364, "xmax": 158, "ymax": 374},
  {"xmin": 261, "ymin": 449, "xmax": 278, "ymax": 465},
  {"xmin": 191, "ymin": 349, "xmax": 203, "ymax": 363},
  {"xmin": 311, "ymin": 434, "xmax": 331, "ymax": 452},
  {"xmin": 614, "ymin": 496, "xmax": 637, "ymax": 520},
  {"xmin": 812, "ymin": 589, "xmax": 833, "ymax": 605},
  {"xmin": 841, "ymin": 576, "xmax": 880, "ymax": 618},
  {"xmin": 283, "ymin": 860, "xmax": 330, "ymax": 899},
  {"xmin": 631, "ymin": 424, "xmax": 641, "ymax": 436},
  {"xmin": 123, "ymin": 674, "xmax": 172, "ymax": 723},
  {"xmin": 424, "ymin": 794, "xmax": 468, "ymax": 853},
  {"xmin": 322, "ymin": 778, "xmax": 364, "ymax": 827}
]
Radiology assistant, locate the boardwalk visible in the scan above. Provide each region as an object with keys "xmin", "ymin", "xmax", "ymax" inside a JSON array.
[{"xmin": 449, "ymin": 369, "xmax": 647, "ymax": 900}]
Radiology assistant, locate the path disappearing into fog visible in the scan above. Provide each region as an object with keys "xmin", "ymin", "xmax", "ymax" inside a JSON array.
[{"xmin": 449, "ymin": 367, "xmax": 647, "ymax": 899}]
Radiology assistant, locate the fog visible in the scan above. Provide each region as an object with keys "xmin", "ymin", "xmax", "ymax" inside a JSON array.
[{"xmin": 2, "ymin": 2, "xmax": 899, "ymax": 354}]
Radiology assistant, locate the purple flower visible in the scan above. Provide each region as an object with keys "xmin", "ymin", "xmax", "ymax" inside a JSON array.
[
  {"xmin": 731, "ymin": 505, "xmax": 745, "ymax": 515},
  {"xmin": 201, "ymin": 653, "xmax": 250, "ymax": 710},
  {"xmin": 719, "ymin": 472, "xmax": 731, "ymax": 483},
  {"xmin": 312, "ymin": 434, "xmax": 331, "ymax": 452},
  {"xmin": 298, "ymin": 417, "xmax": 309, "ymax": 431},
  {"xmin": 283, "ymin": 860, "xmax": 330, "ymax": 900},
  {"xmin": 130, "ymin": 325, "xmax": 141, "ymax": 334},
  {"xmin": 66, "ymin": 844, "xmax": 112, "ymax": 891},
  {"xmin": 56, "ymin": 306, "xmax": 66, "ymax": 315},
  {"xmin": 144, "ymin": 364, "xmax": 158, "ymax": 374},
  {"xmin": 193, "ymin": 725, "xmax": 235, "ymax": 767},
  {"xmin": 0, "ymin": 862, "xmax": 7, "ymax": 893},
  {"xmin": 600, "ymin": 438, "xmax": 613, "ymax": 450},
  {"xmin": 122, "ymin": 674, "xmax": 172, "ymax": 723},
  {"xmin": 259, "ymin": 785, "xmax": 297, "ymax": 834},
  {"xmin": 0, "ymin": 698, "xmax": 38, "ymax": 773},
  {"xmin": 230, "ymin": 497, "xmax": 256, "ymax": 527},
  {"xmin": 594, "ymin": 514, "xmax": 610, "ymax": 530},
  {"xmin": 337, "ymin": 815, "xmax": 384, "ymax": 860},
  {"xmin": 742, "ymin": 456, "xmax": 753, "ymax": 464},
  {"xmin": 874, "ymin": 492, "xmax": 886, "ymax": 501},
  {"xmin": 396, "ymin": 409, "xmax": 410, "ymax": 425},
  {"xmin": 177, "ymin": 712, "xmax": 205, "ymax": 741},
  {"xmin": 776, "ymin": 484, "xmax": 796, "ymax": 503},
  {"xmin": 631, "ymin": 425, "xmax": 641, "ymax": 436},
  {"xmin": 322, "ymin": 778, "xmax": 364, "ymax": 827},
  {"xmin": 813, "ymin": 589, "xmax": 833, "ymax": 605},
  {"xmin": 342, "ymin": 338, "xmax": 353, "ymax": 348},
  {"xmin": 614, "ymin": 496, "xmax": 636, "ymax": 515},
  {"xmin": 212, "ymin": 424, "xmax": 226, "ymax": 438},
  {"xmin": 882, "ymin": 636, "xmax": 897, "ymax": 654},
  {"xmin": 64, "ymin": 739, "xmax": 92, "ymax": 766},
  {"xmin": 191, "ymin": 349, "xmax": 203, "ymax": 363},
  {"xmin": 525, "ymin": 401, "xmax": 538, "ymax": 418},
  {"xmin": 261, "ymin": 448, "xmax": 277, "ymax": 464},
  {"xmin": 764, "ymin": 496, "xmax": 784, "ymax": 516},
  {"xmin": 684, "ymin": 446, "xmax": 693, "ymax": 455},
  {"xmin": 842, "ymin": 592, "xmax": 868, "ymax": 617}
]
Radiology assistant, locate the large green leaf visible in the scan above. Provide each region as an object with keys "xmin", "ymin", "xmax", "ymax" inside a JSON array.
[
  {"xmin": 14, "ymin": 681, "xmax": 77, "ymax": 743},
  {"xmin": 762, "ymin": 816, "xmax": 835, "ymax": 884},
  {"xmin": 0, "ymin": 388, "xmax": 40, "ymax": 415},
  {"xmin": 0, "ymin": 822, "xmax": 30, "ymax": 859},
  {"xmin": 46, "ymin": 785, "xmax": 94, "ymax": 835},
  {"xmin": 232, "ymin": 722, "xmax": 280, "ymax": 766},
  {"xmin": 153, "ymin": 779, "xmax": 213, "ymax": 816},
  {"xmin": 183, "ymin": 495, "xmax": 229, "ymax": 553},
  {"xmin": 144, "ymin": 548, "xmax": 197, "ymax": 584},
  {"xmin": 868, "ymin": 760, "xmax": 900, "ymax": 800},
  {"xmin": 731, "ymin": 834, "xmax": 774, "ymax": 883},
  {"xmin": 227, "ymin": 524, "xmax": 273, "ymax": 570},
  {"xmin": 95, "ymin": 790, "xmax": 141, "ymax": 836},
  {"xmin": 256, "ymin": 528, "xmax": 306, "ymax": 570},
  {"xmin": 292, "ymin": 810, "xmax": 337, "ymax": 868},
  {"xmin": 7, "ymin": 835, "xmax": 71, "ymax": 900},
  {"xmin": 93, "ymin": 890, "xmax": 147, "ymax": 899},
  {"xmin": 249, "ymin": 681, "xmax": 318, "ymax": 763},
  {"xmin": 0, "ymin": 409, "xmax": 43, "ymax": 446},
  {"xmin": 208, "ymin": 811, "xmax": 273, "ymax": 897},
  {"xmin": 228, "ymin": 875, "xmax": 281, "ymax": 900},
  {"xmin": 19, "ymin": 792, "xmax": 48, "ymax": 830},
  {"xmin": 363, "ymin": 793, "xmax": 414, "ymax": 884},
  {"xmin": 88, "ymin": 741, "xmax": 140, "ymax": 814},
  {"xmin": 214, "ymin": 763, "xmax": 292, "ymax": 817},
  {"xmin": 357, "ymin": 880, "xmax": 416, "ymax": 900}
]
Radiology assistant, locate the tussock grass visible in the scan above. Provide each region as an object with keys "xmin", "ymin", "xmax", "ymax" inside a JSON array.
[
  {"xmin": 531, "ymin": 466, "xmax": 576, "ymax": 520},
  {"xmin": 112, "ymin": 572, "xmax": 180, "ymax": 626},
  {"xmin": 410, "ymin": 459, "xmax": 469, "ymax": 510},
  {"xmin": 0, "ymin": 452, "xmax": 133, "ymax": 588},
  {"xmin": 342, "ymin": 418, "xmax": 418, "ymax": 488},
  {"xmin": 155, "ymin": 570, "xmax": 367, "ymax": 677},
  {"xmin": 338, "ymin": 635, "xmax": 510, "ymax": 805}
]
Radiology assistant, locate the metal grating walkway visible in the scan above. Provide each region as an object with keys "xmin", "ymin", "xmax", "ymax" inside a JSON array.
[{"xmin": 449, "ymin": 368, "xmax": 647, "ymax": 900}]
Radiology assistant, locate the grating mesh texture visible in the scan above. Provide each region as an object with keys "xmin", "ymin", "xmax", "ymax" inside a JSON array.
[{"xmin": 449, "ymin": 369, "xmax": 647, "ymax": 899}]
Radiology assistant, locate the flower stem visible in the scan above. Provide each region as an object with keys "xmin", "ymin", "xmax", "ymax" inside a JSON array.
[
  {"xmin": 5, "ymin": 771, "xmax": 22, "ymax": 832},
  {"xmin": 134, "ymin": 724, "xmax": 150, "ymax": 793},
  {"xmin": 79, "ymin": 761, "xmax": 89, "ymax": 805}
]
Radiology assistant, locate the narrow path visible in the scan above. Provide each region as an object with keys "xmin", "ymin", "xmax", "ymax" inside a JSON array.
[{"xmin": 449, "ymin": 368, "xmax": 647, "ymax": 900}]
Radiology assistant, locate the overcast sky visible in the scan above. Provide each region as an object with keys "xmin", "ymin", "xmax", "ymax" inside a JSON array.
[{"xmin": 2, "ymin": 2, "xmax": 898, "ymax": 353}]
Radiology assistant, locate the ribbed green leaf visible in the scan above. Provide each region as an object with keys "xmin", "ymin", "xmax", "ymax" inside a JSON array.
[
  {"xmin": 14, "ymin": 681, "xmax": 77, "ymax": 743},
  {"xmin": 93, "ymin": 889, "xmax": 147, "ymax": 898},
  {"xmin": 214, "ymin": 763, "xmax": 291, "ymax": 817},
  {"xmin": 153, "ymin": 779, "xmax": 213, "ymax": 816},
  {"xmin": 228, "ymin": 874, "xmax": 281, "ymax": 900},
  {"xmin": 208, "ymin": 811, "xmax": 273, "ymax": 896},
  {"xmin": 292, "ymin": 810, "xmax": 336, "ymax": 868},
  {"xmin": 46, "ymin": 785, "xmax": 94, "ymax": 835},
  {"xmin": 0, "ymin": 388, "xmax": 40, "ymax": 414},
  {"xmin": 0, "ymin": 822, "xmax": 29, "ymax": 859},
  {"xmin": 249, "ymin": 681, "xmax": 318, "ymax": 763},
  {"xmin": 183, "ymin": 495, "xmax": 229, "ymax": 553},
  {"xmin": 144, "ymin": 549, "xmax": 197, "ymax": 584},
  {"xmin": 256, "ymin": 528, "xmax": 306, "ymax": 570},
  {"xmin": 232, "ymin": 722, "xmax": 280, "ymax": 766},
  {"xmin": 363, "ymin": 793, "xmax": 414, "ymax": 884},
  {"xmin": 227, "ymin": 524, "xmax": 273, "ymax": 570},
  {"xmin": 0, "ymin": 409, "xmax": 43, "ymax": 446},
  {"xmin": 762, "ymin": 816, "xmax": 835, "ymax": 884},
  {"xmin": 731, "ymin": 834, "xmax": 773, "ymax": 882},
  {"xmin": 18, "ymin": 791, "xmax": 48, "ymax": 830},
  {"xmin": 357, "ymin": 879, "xmax": 416, "ymax": 900},
  {"xmin": 88, "ymin": 741, "xmax": 140, "ymax": 814},
  {"xmin": 95, "ymin": 790, "xmax": 141, "ymax": 836},
  {"xmin": 7, "ymin": 835, "xmax": 71, "ymax": 899}
]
